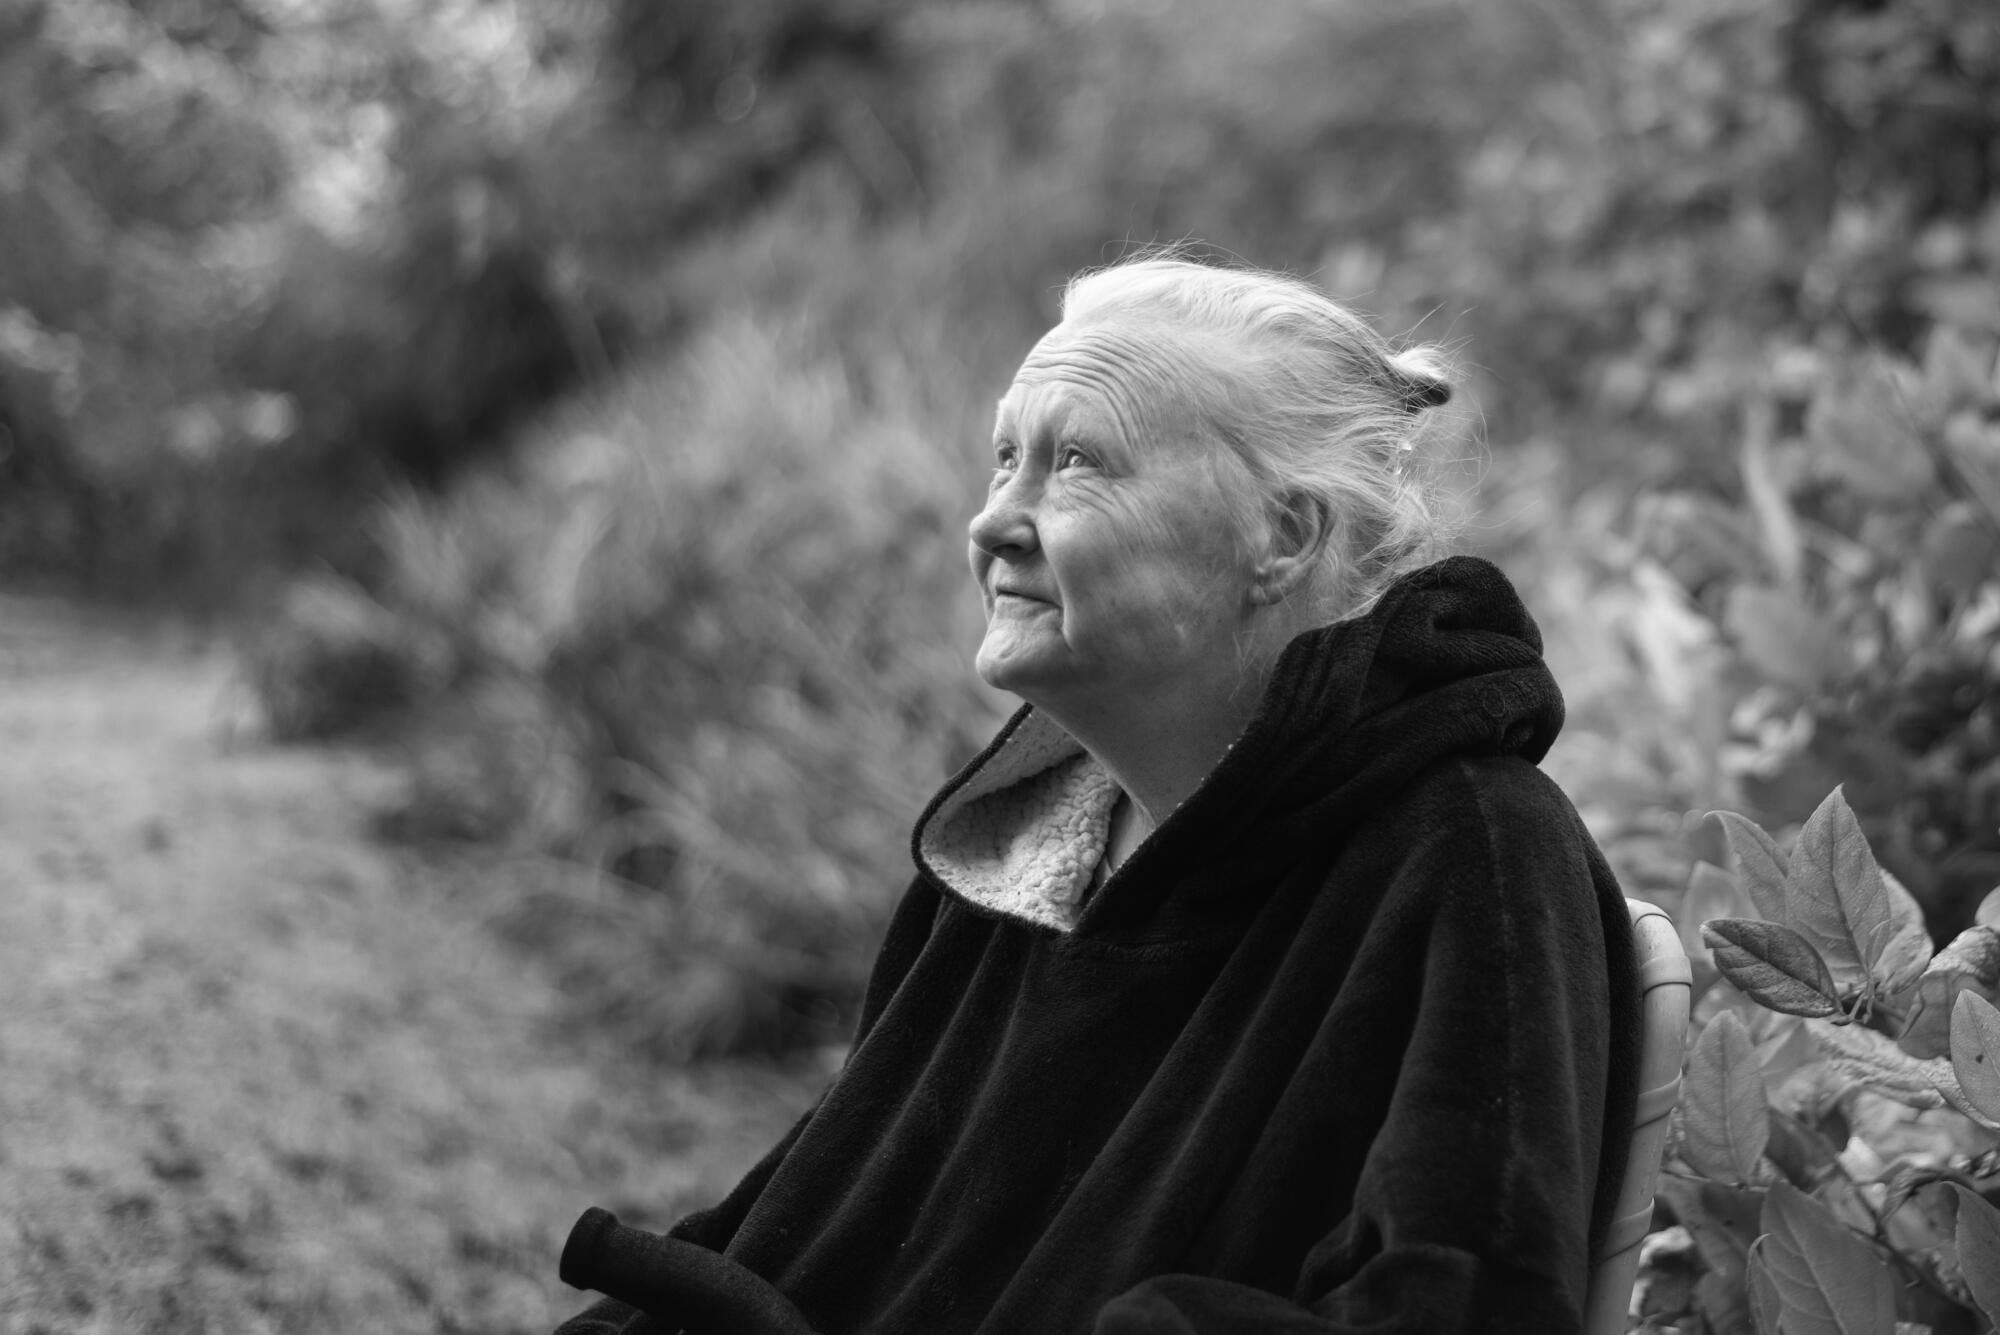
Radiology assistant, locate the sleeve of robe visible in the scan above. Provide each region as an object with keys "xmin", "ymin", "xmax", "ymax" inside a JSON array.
[
  {"xmin": 550, "ymin": 879, "xmax": 946, "ymax": 1335},
  {"xmin": 1094, "ymin": 772, "xmax": 1635, "ymax": 1335}
]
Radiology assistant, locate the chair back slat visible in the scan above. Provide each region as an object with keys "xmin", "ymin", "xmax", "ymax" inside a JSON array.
[{"xmin": 1581, "ymin": 899, "xmax": 1693, "ymax": 1335}]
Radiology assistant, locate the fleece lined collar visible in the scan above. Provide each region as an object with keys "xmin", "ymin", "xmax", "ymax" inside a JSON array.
[{"xmin": 916, "ymin": 710, "xmax": 1120, "ymax": 932}]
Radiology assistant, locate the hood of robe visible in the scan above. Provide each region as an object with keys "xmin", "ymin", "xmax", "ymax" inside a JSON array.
[{"xmin": 912, "ymin": 555, "xmax": 1565, "ymax": 940}]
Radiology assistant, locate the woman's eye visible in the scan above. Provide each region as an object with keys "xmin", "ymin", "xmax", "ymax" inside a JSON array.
[
  {"xmin": 1056, "ymin": 444, "xmax": 1093, "ymax": 470},
  {"xmin": 992, "ymin": 444, "xmax": 1019, "ymax": 472}
]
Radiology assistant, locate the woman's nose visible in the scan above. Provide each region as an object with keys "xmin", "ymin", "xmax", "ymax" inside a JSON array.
[{"xmin": 968, "ymin": 478, "xmax": 1038, "ymax": 559}]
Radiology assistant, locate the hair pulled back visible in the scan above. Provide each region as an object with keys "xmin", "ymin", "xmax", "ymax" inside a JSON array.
[{"xmin": 1058, "ymin": 256, "xmax": 1462, "ymax": 626}]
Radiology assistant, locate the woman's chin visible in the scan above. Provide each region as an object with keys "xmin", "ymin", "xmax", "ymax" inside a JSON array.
[{"xmin": 974, "ymin": 642, "xmax": 1070, "ymax": 700}]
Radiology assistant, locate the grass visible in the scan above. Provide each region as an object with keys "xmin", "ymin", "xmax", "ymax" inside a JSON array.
[{"xmin": 0, "ymin": 596, "xmax": 820, "ymax": 1334}]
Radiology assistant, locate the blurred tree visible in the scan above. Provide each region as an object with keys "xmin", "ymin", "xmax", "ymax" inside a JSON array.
[
  {"xmin": 0, "ymin": 0, "xmax": 289, "ymax": 582},
  {"xmin": 232, "ymin": 120, "xmax": 604, "ymax": 487},
  {"xmin": 600, "ymin": 0, "xmax": 922, "ymax": 218}
]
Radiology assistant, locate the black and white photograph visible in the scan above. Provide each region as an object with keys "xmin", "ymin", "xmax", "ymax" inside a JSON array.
[{"xmin": 2, "ymin": 1, "xmax": 1998, "ymax": 1331}]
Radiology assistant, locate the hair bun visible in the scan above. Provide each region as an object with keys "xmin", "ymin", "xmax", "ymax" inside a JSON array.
[{"xmin": 1385, "ymin": 349, "xmax": 1453, "ymax": 412}]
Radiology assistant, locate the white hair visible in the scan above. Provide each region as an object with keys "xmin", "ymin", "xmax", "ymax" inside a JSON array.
[{"xmin": 1058, "ymin": 255, "xmax": 1464, "ymax": 628}]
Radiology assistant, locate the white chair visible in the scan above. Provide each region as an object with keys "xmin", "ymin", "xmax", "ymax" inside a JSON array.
[{"xmin": 1581, "ymin": 899, "xmax": 1694, "ymax": 1335}]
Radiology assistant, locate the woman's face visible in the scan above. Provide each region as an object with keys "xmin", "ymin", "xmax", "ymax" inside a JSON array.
[{"xmin": 969, "ymin": 316, "xmax": 1260, "ymax": 715}]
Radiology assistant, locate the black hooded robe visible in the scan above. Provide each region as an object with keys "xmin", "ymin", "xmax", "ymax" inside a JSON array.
[{"xmin": 554, "ymin": 556, "xmax": 1641, "ymax": 1335}]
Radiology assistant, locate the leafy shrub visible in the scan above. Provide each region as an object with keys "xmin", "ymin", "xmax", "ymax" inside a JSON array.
[
  {"xmin": 1411, "ymin": 0, "xmax": 2000, "ymax": 439},
  {"xmin": 1644, "ymin": 787, "xmax": 2000, "ymax": 1333},
  {"xmin": 0, "ymin": 0, "xmax": 626, "ymax": 594},
  {"xmin": 308, "ymin": 314, "xmax": 1013, "ymax": 1059},
  {"xmin": 1624, "ymin": 325, "xmax": 2000, "ymax": 937}
]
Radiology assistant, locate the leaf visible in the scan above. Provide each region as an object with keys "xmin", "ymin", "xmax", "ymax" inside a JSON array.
[
  {"xmin": 1758, "ymin": 1181, "xmax": 1901, "ymax": 1335},
  {"xmin": 1898, "ymin": 925, "xmax": 2000, "ymax": 1059},
  {"xmin": 1882, "ymin": 1165, "xmax": 1942, "ymax": 1223},
  {"xmin": 1912, "ymin": 275, "xmax": 2000, "ymax": 336},
  {"xmin": 1746, "ymin": 1237, "xmax": 1783, "ymax": 1335},
  {"xmin": 1976, "ymin": 888, "xmax": 2000, "ymax": 931},
  {"xmin": 1660, "ymin": 1176, "xmax": 1768, "ymax": 1284},
  {"xmin": 1686, "ymin": 861, "xmax": 1758, "ymax": 965},
  {"xmin": 1753, "ymin": 1014, "xmax": 1822, "ymax": 1088},
  {"xmin": 1953, "ymin": 1184, "xmax": 2000, "ymax": 1327},
  {"xmin": 1811, "ymin": 1035, "xmax": 2000, "ymax": 1141},
  {"xmin": 1685, "ymin": 1010, "xmax": 1773, "ymax": 1183},
  {"xmin": 1702, "ymin": 1268, "xmax": 1761, "ymax": 1335},
  {"xmin": 1712, "ymin": 809, "xmax": 1795, "ymax": 926},
  {"xmin": 1637, "ymin": 491, "xmax": 1765, "ymax": 598},
  {"xmin": 1813, "ymin": 1175, "xmax": 1884, "ymax": 1236},
  {"xmin": 1698, "ymin": 987, "xmax": 1824, "ymax": 1087},
  {"xmin": 1944, "ymin": 412, "xmax": 2000, "ymax": 522},
  {"xmin": 1762, "ymin": 1108, "xmax": 1843, "ymax": 1194},
  {"xmin": 1705, "ymin": 918, "xmax": 1843, "ymax": 1018},
  {"xmin": 1810, "ymin": 1019, "xmax": 1950, "ymax": 1111},
  {"xmin": 1725, "ymin": 584, "xmax": 1847, "ymax": 690},
  {"xmin": 1893, "ymin": 1189, "xmax": 1979, "ymax": 1305},
  {"xmin": 1935, "ymin": 926, "xmax": 2000, "ymax": 983},
  {"xmin": 1936, "ymin": 1061, "xmax": 2000, "ymax": 1131},
  {"xmin": 1874, "ymin": 870, "xmax": 1935, "ymax": 995},
  {"xmin": 1920, "ymin": 502, "xmax": 2000, "ymax": 601},
  {"xmin": 1951, "ymin": 991, "xmax": 2000, "ymax": 1123},
  {"xmin": 1881, "ymin": 1169, "xmax": 1959, "ymax": 1254},
  {"xmin": 1787, "ymin": 786, "xmax": 1930, "ymax": 995},
  {"xmin": 1922, "ymin": 324, "xmax": 1999, "ymax": 416},
  {"xmin": 1806, "ymin": 363, "xmax": 1936, "ymax": 502}
]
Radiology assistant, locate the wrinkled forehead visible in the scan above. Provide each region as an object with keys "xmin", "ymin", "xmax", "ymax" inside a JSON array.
[{"xmin": 996, "ymin": 315, "xmax": 1214, "ymax": 445}]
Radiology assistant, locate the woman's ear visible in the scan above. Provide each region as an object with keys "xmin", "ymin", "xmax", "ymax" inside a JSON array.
[{"xmin": 1248, "ymin": 489, "xmax": 1331, "ymax": 605}]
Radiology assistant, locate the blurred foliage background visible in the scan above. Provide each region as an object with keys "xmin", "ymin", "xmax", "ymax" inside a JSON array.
[{"xmin": 5, "ymin": 0, "xmax": 1998, "ymax": 1065}]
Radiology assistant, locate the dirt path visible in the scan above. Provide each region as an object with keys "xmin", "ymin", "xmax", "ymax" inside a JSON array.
[{"xmin": 0, "ymin": 597, "xmax": 818, "ymax": 1334}]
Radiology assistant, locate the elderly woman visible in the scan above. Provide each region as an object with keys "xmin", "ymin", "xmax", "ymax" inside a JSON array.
[{"xmin": 553, "ymin": 257, "xmax": 1640, "ymax": 1334}]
